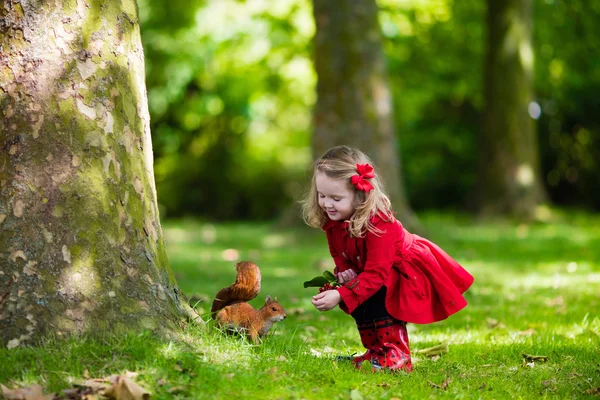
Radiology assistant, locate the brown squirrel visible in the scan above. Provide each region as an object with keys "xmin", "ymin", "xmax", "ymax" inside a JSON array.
[{"xmin": 211, "ymin": 261, "xmax": 287, "ymax": 344}]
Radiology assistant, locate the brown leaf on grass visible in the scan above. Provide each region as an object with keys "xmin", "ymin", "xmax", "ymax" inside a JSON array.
[
  {"xmin": 486, "ymin": 318, "xmax": 506, "ymax": 329},
  {"xmin": 585, "ymin": 387, "xmax": 600, "ymax": 395},
  {"xmin": 81, "ymin": 378, "xmax": 111, "ymax": 392},
  {"xmin": 173, "ymin": 364, "xmax": 184, "ymax": 372},
  {"xmin": 542, "ymin": 379, "xmax": 557, "ymax": 390},
  {"xmin": 1, "ymin": 384, "xmax": 53, "ymax": 400},
  {"xmin": 103, "ymin": 375, "xmax": 150, "ymax": 400},
  {"xmin": 545, "ymin": 296, "xmax": 565, "ymax": 307},
  {"xmin": 415, "ymin": 343, "xmax": 449, "ymax": 357},
  {"xmin": 519, "ymin": 328, "xmax": 536, "ymax": 336},
  {"xmin": 521, "ymin": 353, "xmax": 549, "ymax": 362},
  {"xmin": 428, "ymin": 378, "xmax": 452, "ymax": 390},
  {"xmin": 441, "ymin": 378, "xmax": 452, "ymax": 390},
  {"xmin": 60, "ymin": 385, "xmax": 98, "ymax": 400},
  {"xmin": 166, "ymin": 386, "xmax": 186, "ymax": 394},
  {"xmin": 124, "ymin": 371, "xmax": 139, "ymax": 380}
]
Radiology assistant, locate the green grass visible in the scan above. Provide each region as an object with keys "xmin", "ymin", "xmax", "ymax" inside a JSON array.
[{"xmin": 2, "ymin": 211, "xmax": 600, "ymax": 399}]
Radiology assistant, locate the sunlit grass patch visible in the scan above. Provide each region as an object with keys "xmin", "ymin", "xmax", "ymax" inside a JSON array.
[{"xmin": 2, "ymin": 211, "xmax": 600, "ymax": 398}]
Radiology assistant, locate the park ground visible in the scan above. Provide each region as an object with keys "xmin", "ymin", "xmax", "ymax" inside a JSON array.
[{"xmin": 1, "ymin": 210, "xmax": 599, "ymax": 399}]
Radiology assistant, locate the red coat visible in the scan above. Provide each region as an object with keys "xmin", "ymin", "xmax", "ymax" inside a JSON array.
[{"xmin": 324, "ymin": 215, "xmax": 474, "ymax": 324}]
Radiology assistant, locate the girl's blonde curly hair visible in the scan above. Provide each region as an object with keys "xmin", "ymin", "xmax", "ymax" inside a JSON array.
[{"xmin": 301, "ymin": 145, "xmax": 395, "ymax": 237}]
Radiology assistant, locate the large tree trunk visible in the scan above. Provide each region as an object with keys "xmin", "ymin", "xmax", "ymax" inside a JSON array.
[
  {"xmin": 311, "ymin": 0, "xmax": 419, "ymax": 231},
  {"xmin": 479, "ymin": 0, "xmax": 547, "ymax": 217},
  {"xmin": 0, "ymin": 0, "xmax": 192, "ymax": 348}
]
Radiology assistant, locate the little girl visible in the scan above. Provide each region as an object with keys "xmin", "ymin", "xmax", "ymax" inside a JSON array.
[{"xmin": 302, "ymin": 145, "xmax": 474, "ymax": 372}]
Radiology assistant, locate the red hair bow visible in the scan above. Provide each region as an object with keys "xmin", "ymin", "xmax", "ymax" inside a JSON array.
[{"xmin": 351, "ymin": 163, "xmax": 375, "ymax": 193}]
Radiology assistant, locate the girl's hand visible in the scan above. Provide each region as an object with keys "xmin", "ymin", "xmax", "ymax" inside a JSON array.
[
  {"xmin": 312, "ymin": 289, "xmax": 341, "ymax": 311},
  {"xmin": 336, "ymin": 269, "xmax": 357, "ymax": 285}
]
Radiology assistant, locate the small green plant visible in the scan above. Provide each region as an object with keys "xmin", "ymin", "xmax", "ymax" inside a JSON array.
[{"xmin": 303, "ymin": 270, "xmax": 338, "ymax": 289}]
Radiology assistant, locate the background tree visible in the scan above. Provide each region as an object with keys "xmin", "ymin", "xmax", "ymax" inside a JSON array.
[
  {"xmin": 479, "ymin": 0, "xmax": 547, "ymax": 217},
  {"xmin": 0, "ymin": 0, "xmax": 192, "ymax": 347},
  {"xmin": 311, "ymin": 0, "xmax": 418, "ymax": 229},
  {"xmin": 137, "ymin": 0, "xmax": 600, "ymax": 221}
]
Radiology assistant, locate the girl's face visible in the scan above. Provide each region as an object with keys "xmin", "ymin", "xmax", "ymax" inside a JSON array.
[{"xmin": 315, "ymin": 171, "xmax": 355, "ymax": 221}]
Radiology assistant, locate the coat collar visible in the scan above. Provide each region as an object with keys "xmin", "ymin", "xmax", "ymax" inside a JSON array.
[
  {"xmin": 322, "ymin": 217, "xmax": 350, "ymax": 231},
  {"xmin": 321, "ymin": 212, "xmax": 391, "ymax": 231}
]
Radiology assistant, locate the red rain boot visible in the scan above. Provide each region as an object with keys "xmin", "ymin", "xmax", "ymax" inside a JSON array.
[
  {"xmin": 351, "ymin": 320, "xmax": 381, "ymax": 368},
  {"xmin": 372, "ymin": 318, "xmax": 413, "ymax": 372}
]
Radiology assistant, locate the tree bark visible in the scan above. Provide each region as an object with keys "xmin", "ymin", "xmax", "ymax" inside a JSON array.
[
  {"xmin": 311, "ymin": 0, "xmax": 419, "ymax": 231},
  {"xmin": 479, "ymin": 0, "xmax": 547, "ymax": 217},
  {"xmin": 0, "ymin": 0, "xmax": 193, "ymax": 348}
]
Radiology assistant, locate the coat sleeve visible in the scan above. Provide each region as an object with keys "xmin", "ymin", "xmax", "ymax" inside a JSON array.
[
  {"xmin": 325, "ymin": 228, "xmax": 354, "ymax": 273},
  {"xmin": 337, "ymin": 224, "xmax": 397, "ymax": 314}
]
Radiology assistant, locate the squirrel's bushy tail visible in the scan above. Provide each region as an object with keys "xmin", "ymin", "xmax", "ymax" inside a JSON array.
[{"xmin": 211, "ymin": 261, "xmax": 262, "ymax": 315}]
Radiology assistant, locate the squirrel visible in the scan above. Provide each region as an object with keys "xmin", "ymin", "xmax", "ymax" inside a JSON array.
[{"xmin": 211, "ymin": 261, "xmax": 287, "ymax": 344}]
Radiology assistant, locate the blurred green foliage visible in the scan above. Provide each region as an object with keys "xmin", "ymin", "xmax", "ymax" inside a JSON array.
[{"xmin": 139, "ymin": 0, "xmax": 600, "ymax": 219}]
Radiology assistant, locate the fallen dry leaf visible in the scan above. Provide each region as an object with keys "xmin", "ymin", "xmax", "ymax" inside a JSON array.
[
  {"xmin": 541, "ymin": 379, "xmax": 557, "ymax": 392},
  {"xmin": 521, "ymin": 353, "xmax": 549, "ymax": 362},
  {"xmin": 585, "ymin": 387, "xmax": 600, "ymax": 395},
  {"xmin": 166, "ymin": 386, "xmax": 186, "ymax": 394},
  {"xmin": 81, "ymin": 378, "xmax": 111, "ymax": 392},
  {"xmin": 103, "ymin": 375, "xmax": 150, "ymax": 400},
  {"xmin": 519, "ymin": 328, "xmax": 536, "ymax": 336},
  {"xmin": 1, "ymin": 384, "xmax": 53, "ymax": 400},
  {"xmin": 545, "ymin": 296, "xmax": 565, "ymax": 307},
  {"xmin": 415, "ymin": 343, "xmax": 449, "ymax": 357},
  {"xmin": 60, "ymin": 386, "xmax": 97, "ymax": 399},
  {"xmin": 172, "ymin": 364, "xmax": 184, "ymax": 373},
  {"xmin": 156, "ymin": 379, "xmax": 167, "ymax": 387},
  {"xmin": 428, "ymin": 378, "xmax": 452, "ymax": 390},
  {"xmin": 441, "ymin": 378, "xmax": 452, "ymax": 390},
  {"xmin": 124, "ymin": 371, "xmax": 139, "ymax": 380},
  {"xmin": 486, "ymin": 318, "xmax": 506, "ymax": 329}
]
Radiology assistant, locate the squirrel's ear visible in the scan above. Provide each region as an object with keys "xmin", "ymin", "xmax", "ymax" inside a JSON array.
[
  {"xmin": 274, "ymin": 297, "xmax": 278, "ymax": 302},
  {"xmin": 265, "ymin": 295, "xmax": 272, "ymax": 303}
]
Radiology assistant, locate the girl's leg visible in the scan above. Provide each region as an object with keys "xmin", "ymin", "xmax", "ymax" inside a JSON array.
[
  {"xmin": 350, "ymin": 287, "xmax": 388, "ymax": 368},
  {"xmin": 373, "ymin": 318, "xmax": 412, "ymax": 372},
  {"xmin": 351, "ymin": 287, "xmax": 412, "ymax": 372}
]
